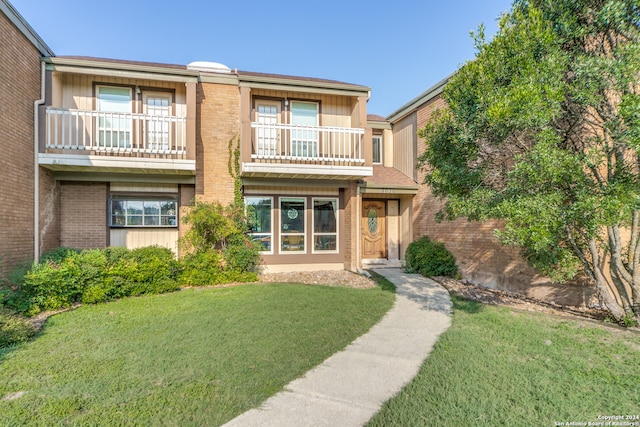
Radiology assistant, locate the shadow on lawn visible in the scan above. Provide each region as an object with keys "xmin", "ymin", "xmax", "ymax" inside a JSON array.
[
  {"xmin": 450, "ymin": 294, "xmax": 484, "ymax": 314},
  {"xmin": 368, "ymin": 271, "xmax": 397, "ymax": 293}
]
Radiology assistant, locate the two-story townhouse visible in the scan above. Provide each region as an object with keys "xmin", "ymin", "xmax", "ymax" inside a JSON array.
[
  {"xmin": 27, "ymin": 53, "xmax": 422, "ymax": 273},
  {"xmin": 197, "ymin": 63, "xmax": 418, "ymax": 272},
  {"xmin": 38, "ymin": 56, "xmax": 198, "ymax": 256},
  {"xmin": 0, "ymin": 0, "xmax": 53, "ymax": 275}
]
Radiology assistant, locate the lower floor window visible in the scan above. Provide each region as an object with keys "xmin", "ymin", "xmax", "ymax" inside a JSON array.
[
  {"xmin": 280, "ymin": 198, "xmax": 306, "ymax": 252},
  {"xmin": 313, "ymin": 198, "xmax": 338, "ymax": 252},
  {"xmin": 246, "ymin": 196, "xmax": 273, "ymax": 253},
  {"xmin": 110, "ymin": 197, "xmax": 177, "ymax": 227},
  {"xmin": 245, "ymin": 195, "xmax": 339, "ymax": 255}
]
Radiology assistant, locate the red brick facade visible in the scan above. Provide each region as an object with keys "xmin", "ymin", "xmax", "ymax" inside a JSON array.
[
  {"xmin": 0, "ymin": 10, "xmax": 41, "ymax": 274},
  {"xmin": 196, "ymin": 82, "xmax": 239, "ymax": 203},
  {"xmin": 412, "ymin": 94, "xmax": 545, "ymax": 287},
  {"xmin": 59, "ymin": 182, "xmax": 107, "ymax": 249}
]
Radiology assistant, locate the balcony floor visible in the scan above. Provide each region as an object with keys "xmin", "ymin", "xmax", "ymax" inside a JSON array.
[
  {"xmin": 242, "ymin": 162, "xmax": 372, "ymax": 180},
  {"xmin": 39, "ymin": 153, "xmax": 196, "ymax": 176}
]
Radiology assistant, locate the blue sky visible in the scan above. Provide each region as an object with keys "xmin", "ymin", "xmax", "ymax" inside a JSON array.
[{"xmin": 10, "ymin": 0, "xmax": 513, "ymax": 116}]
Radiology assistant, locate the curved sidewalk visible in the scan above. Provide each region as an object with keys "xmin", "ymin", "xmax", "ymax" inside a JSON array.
[{"xmin": 223, "ymin": 268, "xmax": 452, "ymax": 427}]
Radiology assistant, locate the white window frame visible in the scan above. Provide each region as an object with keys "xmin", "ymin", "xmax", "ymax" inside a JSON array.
[
  {"xmin": 280, "ymin": 197, "xmax": 306, "ymax": 253},
  {"xmin": 372, "ymin": 135, "xmax": 383, "ymax": 164},
  {"xmin": 312, "ymin": 197, "xmax": 339, "ymax": 254},
  {"xmin": 245, "ymin": 196, "xmax": 274, "ymax": 254},
  {"xmin": 110, "ymin": 196, "xmax": 178, "ymax": 228},
  {"xmin": 97, "ymin": 85, "xmax": 132, "ymax": 149},
  {"xmin": 143, "ymin": 91, "xmax": 172, "ymax": 153},
  {"xmin": 290, "ymin": 101, "xmax": 319, "ymax": 158},
  {"xmin": 255, "ymin": 100, "xmax": 281, "ymax": 157}
]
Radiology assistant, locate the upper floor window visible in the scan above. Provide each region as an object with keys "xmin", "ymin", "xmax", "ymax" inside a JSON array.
[
  {"xmin": 291, "ymin": 101, "xmax": 319, "ymax": 158},
  {"xmin": 97, "ymin": 86, "xmax": 132, "ymax": 149},
  {"xmin": 143, "ymin": 93, "xmax": 171, "ymax": 152},
  {"xmin": 372, "ymin": 135, "xmax": 383, "ymax": 164}
]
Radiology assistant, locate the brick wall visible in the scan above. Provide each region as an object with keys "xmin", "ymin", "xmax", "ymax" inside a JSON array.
[
  {"xmin": 343, "ymin": 182, "xmax": 358, "ymax": 271},
  {"xmin": 0, "ymin": 11, "xmax": 42, "ymax": 274},
  {"xmin": 60, "ymin": 182, "xmax": 107, "ymax": 249},
  {"xmin": 411, "ymin": 94, "xmax": 555, "ymax": 292},
  {"xmin": 196, "ymin": 82, "xmax": 239, "ymax": 204},
  {"xmin": 39, "ymin": 168, "xmax": 60, "ymax": 255}
]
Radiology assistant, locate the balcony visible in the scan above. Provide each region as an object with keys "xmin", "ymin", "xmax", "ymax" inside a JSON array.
[
  {"xmin": 242, "ymin": 122, "xmax": 372, "ymax": 179},
  {"xmin": 39, "ymin": 108, "xmax": 195, "ymax": 175}
]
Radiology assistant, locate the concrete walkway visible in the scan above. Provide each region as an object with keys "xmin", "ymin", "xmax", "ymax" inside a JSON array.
[{"xmin": 223, "ymin": 268, "xmax": 452, "ymax": 427}]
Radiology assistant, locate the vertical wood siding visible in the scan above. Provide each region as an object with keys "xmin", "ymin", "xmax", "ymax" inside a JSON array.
[
  {"xmin": 251, "ymin": 89, "xmax": 354, "ymax": 128},
  {"xmin": 392, "ymin": 112, "xmax": 417, "ymax": 180}
]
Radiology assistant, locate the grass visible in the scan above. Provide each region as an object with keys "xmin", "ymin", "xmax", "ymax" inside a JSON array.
[
  {"xmin": 0, "ymin": 283, "xmax": 394, "ymax": 426},
  {"xmin": 368, "ymin": 295, "xmax": 640, "ymax": 426}
]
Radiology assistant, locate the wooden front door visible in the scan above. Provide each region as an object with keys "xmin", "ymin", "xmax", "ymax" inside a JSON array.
[{"xmin": 362, "ymin": 201, "xmax": 386, "ymax": 258}]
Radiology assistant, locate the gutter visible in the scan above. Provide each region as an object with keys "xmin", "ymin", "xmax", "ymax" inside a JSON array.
[{"xmin": 34, "ymin": 61, "xmax": 45, "ymax": 262}]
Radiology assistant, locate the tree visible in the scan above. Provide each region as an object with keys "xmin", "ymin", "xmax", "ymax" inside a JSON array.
[{"xmin": 418, "ymin": 0, "xmax": 640, "ymax": 324}]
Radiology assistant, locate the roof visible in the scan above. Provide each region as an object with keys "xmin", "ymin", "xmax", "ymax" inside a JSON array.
[
  {"xmin": 46, "ymin": 56, "xmax": 370, "ymax": 95},
  {"xmin": 239, "ymin": 70, "xmax": 365, "ymax": 88},
  {"xmin": 386, "ymin": 73, "xmax": 453, "ymax": 123},
  {"xmin": 53, "ymin": 55, "xmax": 188, "ymax": 71},
  {"xmin": 1, "ymin": 0, "xmax": 53, "ymax": 56},
  {"xmin": 237, "ymin": 70, "xmax": 370, "ymax": 95},
  {"xmin": 362, "ymin": 166, "xmax": 418, "ymax": 189},
  {"xmin": 367, "ymin": 114, "xmax": 387, "ymax": 122}
]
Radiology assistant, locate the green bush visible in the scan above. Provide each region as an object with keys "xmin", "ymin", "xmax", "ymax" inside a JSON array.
[
  {"xmin": 5, "ymin": 246, "xmax": 181, "ymax": 316},
  {"xmin": 405, "ymin": 236, "xmax": 458, "ymax": 277},
  {"xmin": 0, "ymin": 307, "xmax": 36, "ymax": 348},
  {"xmin": 179, "ymin": 250, "xmax": 224, "ymax": 286},
  {"xmin": 40, "ymin": 247, "xmax": 79, "ymax": 265},
  {"xmin": 223, "ymin": 239, "xmax": 261, "ymax": 272}
]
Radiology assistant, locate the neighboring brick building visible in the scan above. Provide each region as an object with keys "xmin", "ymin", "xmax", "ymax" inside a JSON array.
[
  {"xmin": 385, "ymin": 77, "xmax": 593, "ymax": 305},
  {"xmin": 0, "ymin": 0, "xmax": 53, "ymax": 275}
]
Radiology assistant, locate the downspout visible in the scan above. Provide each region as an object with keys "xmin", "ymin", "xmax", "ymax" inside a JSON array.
[{"xmin": 33, "ymin": 60, "xmax": 46, "ymax": 262}]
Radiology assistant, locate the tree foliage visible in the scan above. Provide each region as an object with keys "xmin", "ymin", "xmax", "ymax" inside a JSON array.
[{"xmin": 418, "ymin": 0, "xmax": 640, "ymax": 324}]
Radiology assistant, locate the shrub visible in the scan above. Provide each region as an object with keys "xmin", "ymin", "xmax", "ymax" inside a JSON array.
[
  {"xmin": 179, "ymin": 250, "xmax": 224, "ymax": 286},
  {"xmin": 5, "ymin": 246, "xmax": 182, "ymax": 316},
  {"xmin": 223, "ymin": 239, "xmax": 261, "ymax": 272},
  {"xmin": 40, "ymin": 247, "xmax": 79, "ymax": 265},
  {"xmin": 0, "ymin": 307, "xmax": 36, "ymax": 348},
  {"xmin": 405, "ymin": 236, "xmax": 458, "ymax": 277}
]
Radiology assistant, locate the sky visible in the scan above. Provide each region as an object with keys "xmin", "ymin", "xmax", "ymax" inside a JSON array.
[{"xmin": 10, "ymin": 0, "xmax": 513, "ymax": 116}]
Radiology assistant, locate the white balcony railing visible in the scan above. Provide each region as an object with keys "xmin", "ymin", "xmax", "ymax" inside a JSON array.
[
  {"xmin": 45, "ymin": 108, "xmax": 187, "ymax": 157},
  {"xmin": 250, "ymin": 122, "xmax": 365, "ymax": 163}
]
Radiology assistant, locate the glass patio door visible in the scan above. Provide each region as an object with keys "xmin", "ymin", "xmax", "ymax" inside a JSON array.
[{"xmin": 291, "ymin": 101, "xmax": 318, "ymax": 158}]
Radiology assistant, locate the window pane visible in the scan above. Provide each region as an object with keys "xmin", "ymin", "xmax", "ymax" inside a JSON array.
[
  {"xmin": 98, "ymin": 87, "xmax": 131, "ymax": 113},
  {"xmin": 291, "ymin": 102, "xmax": 318, "ymax": 126},
  {"xmin": 314, "ymin": 199, "xmax": 337, "ymax": 233},
  {"xmin": 144, "ymin": 215, "xmax": 159, "ymax": 226},
  {"xmin": 315, "ymin": 235, "xmax": 337, "ymax": 251},
  {"xmin": 372, "ymin": 136, "xmax": 382, "ymax": 164},
  {"xmin": 281, "ymin": 235, "xmax": 304, "ymax": 252},
  {"xmin": 127, "ymin": 201, "xmax": 143, "ymax": 216},
  {"xmin": 128, "ymin": 216, "xmax": 143, "ymax": 226},
  {"xmin": 160, "ymin": 201, "xmax": 177, "ymax": 216},
  {"xmin": 144, "ymin": 201, "xmax": 160, "ymax": 216},
  {"xmin": 251, "ymin": 234, "xmax": 271, "ymax": 252},
  {"xmin": 246, "ymin": 197, "xmax": 272, "ymax": 233},
  {"xmin": 281, "ymin": 199, "xmax": 304, "ymax": 233}
]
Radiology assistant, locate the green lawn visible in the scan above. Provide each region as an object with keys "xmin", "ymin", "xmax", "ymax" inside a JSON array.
[
  {"xmin": 368, "ymin": 296, "xmax": 640, "ymax": 426},
  {"xmin": 0, "ymin": 283, "xmax": 394, "ymax": 426}
]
